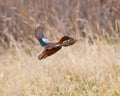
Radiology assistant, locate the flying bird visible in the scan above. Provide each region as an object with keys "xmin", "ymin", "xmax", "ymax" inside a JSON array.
[{"xmin": 34, "ymin": 26, "xmax": 77, "ymax": 60}]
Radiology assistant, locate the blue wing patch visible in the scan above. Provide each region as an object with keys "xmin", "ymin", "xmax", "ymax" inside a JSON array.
[{"xmin": 39, "ymin": 38, "xmax": 51, "ymax": 46}]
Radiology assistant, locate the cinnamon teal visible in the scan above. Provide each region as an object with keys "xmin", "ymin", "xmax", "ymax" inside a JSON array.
[{"xmin": 34, "ymin": 26, "xmax": 77, "ymax": 60}]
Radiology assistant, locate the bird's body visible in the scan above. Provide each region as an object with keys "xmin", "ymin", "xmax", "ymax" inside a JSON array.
[{"xmin": 34, "ymin": 26, "xmax": 77, "ymax": 60}]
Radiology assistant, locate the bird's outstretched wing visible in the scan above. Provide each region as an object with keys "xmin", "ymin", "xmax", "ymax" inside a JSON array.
[
  {"xmin": 38, "ymin": 45, "xmax": 62, "ymax": 60},
  {"xmin": 34, "ymin": 26, "xmax": 52, "ymax": 46}
]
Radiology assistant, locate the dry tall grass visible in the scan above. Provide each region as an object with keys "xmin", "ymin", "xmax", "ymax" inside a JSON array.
[{"xmin": 0, "ymin": 0, "xmax": 120, "ymax": 96}]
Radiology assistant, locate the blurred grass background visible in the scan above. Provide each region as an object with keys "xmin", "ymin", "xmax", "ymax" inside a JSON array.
[{"xmin": 0, "ymin": 0, "xmax": 120, "ymax": 96}]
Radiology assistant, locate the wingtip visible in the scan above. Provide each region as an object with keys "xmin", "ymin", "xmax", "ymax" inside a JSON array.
[
  {"xmin": 38, "ymin": 52, "xmax": 48, "ymax": 60},
  {"xmin": 34, "ymin": 25, "xmax": 45, "ymax": 40}
]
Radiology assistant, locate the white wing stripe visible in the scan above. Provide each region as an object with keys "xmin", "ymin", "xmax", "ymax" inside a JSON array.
[{"xmin": 42, "ymin": 38, "xmax": 51, "ymax": 43}]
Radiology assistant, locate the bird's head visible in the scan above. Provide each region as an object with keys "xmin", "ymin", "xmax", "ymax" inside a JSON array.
[{"xmin": 58, "ymin": 36, "xmax": 77, "ymax": 46}]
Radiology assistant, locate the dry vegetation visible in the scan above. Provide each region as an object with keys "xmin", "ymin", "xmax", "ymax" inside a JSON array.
[{"xmin": 0, "ymin": 0, "xmax": 120, "ymax": 96}]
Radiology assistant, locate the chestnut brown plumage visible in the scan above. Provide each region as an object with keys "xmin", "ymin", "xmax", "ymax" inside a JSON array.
[{"xmin": 34, "ymin": 26, "xmax": 77, "ymax": 60}]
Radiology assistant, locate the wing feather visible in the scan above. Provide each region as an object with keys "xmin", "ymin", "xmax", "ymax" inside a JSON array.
[{"xmin": 34, "ymin": 26, "xmax": 52, "ymax": 46}]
